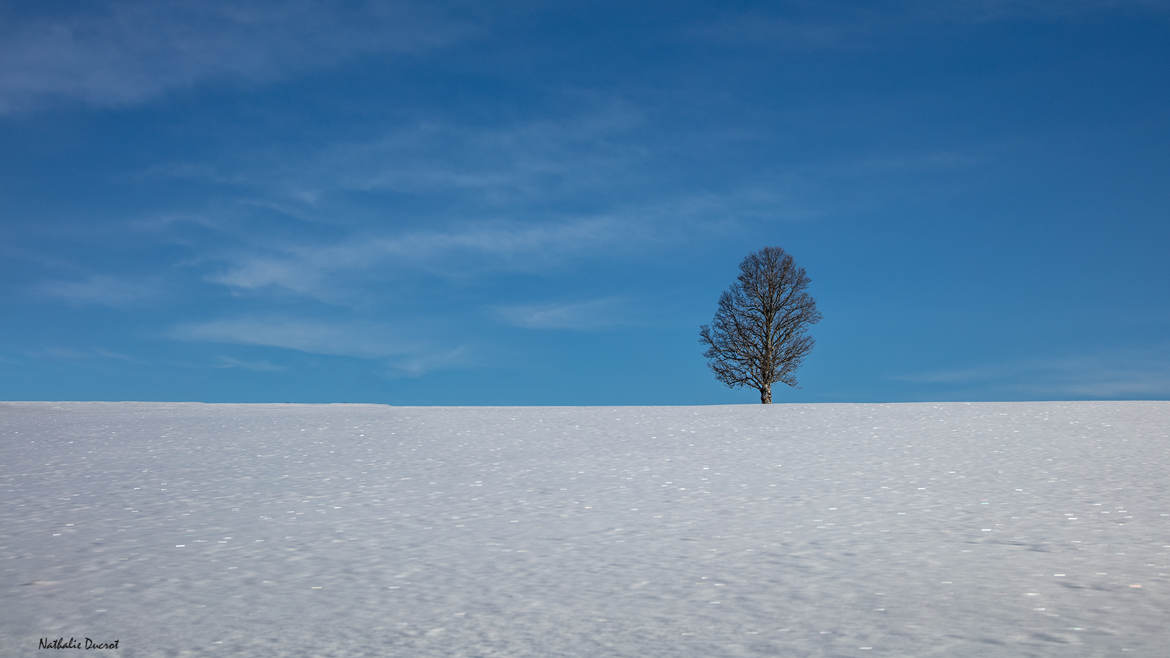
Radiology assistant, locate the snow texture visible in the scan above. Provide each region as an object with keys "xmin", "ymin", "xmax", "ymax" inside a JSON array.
[{"xmin": 1, "ymin": 401, "xmax": 1168, "ymax": 657}]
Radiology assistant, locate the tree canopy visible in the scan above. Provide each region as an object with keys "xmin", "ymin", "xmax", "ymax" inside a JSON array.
[{"xmin": 699, "ymin": 246, "xmax": 821, "ymax": 403}]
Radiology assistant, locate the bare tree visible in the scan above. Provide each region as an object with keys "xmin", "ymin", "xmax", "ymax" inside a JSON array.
[{"xmin": 699, "ymin": 246, "xmax": 822, "ymax": 404}]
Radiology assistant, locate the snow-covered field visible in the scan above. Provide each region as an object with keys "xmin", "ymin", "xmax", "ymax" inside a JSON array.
[{"xmin": 1, "ymin": 402, "xmax": 1167, "ymax": 657}]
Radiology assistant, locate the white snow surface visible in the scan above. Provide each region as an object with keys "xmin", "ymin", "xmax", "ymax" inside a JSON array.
[{"xmin": 1, "ymin": 401, "xmax": 1168, "ymax": 657}]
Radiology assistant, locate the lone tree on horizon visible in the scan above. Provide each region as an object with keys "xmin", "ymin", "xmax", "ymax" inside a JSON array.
[{"xmin": 699, "ymin": 246, "xmax": 822, "ymax": 404}]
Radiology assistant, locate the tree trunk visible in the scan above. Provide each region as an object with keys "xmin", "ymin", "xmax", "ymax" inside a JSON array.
[{"xmin": 760, "ymin": 386, "xmax": 772, "ymax": 404}]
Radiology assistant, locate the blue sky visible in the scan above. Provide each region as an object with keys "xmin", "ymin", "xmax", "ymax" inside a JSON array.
[{"xmin": 2, "ymin": 0, "xmax": 1168, "ymax": 404}]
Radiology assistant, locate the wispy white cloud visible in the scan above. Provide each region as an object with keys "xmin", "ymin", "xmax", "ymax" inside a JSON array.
[
  {"xmin": 170, "ymin": 317, "xmax": 410, "ymax": 358},
  {"xmin": 213, "ymin": 355, "xmax": 285, "ymax": 372},
  {"xmin": 492, "ymin": 297, "xmax": 639, "ymax": 331},
  {"xmin": 334, "ymin": 105, "xmax": 644, "ymax": 199},
  {"xmin": 389, "ymin": 347, "xmax": 469, "ymax": 378},
  {"xmin": 0, "ymin": 1, "xmax": 472, "ymax": 113},
  {"xmin": 170, "ymin": 316, "xmax": 468, "ymax": 376},
  {"xmin": 894, "ymin": 344, "xmax": 1170, "ymax": 398},
  {"xmin": 35, "ymin": 275, "xmax": 161, "ymax": 306},
  {"xmin": 1056, "ymin": 374, "xmax": 1170, "ymax": 398},
  {"xmin": 205, "ymin": 217, "xmax": 627, "ymax": 301},
  {"xmin": 686, "ymin": 13, "xmax": 868, "ymax": 49},
  {"xmin": 144, "ymin": 99, "xmax": 646, "ymax": 210},
  {"xmin": 208, "ymin": 255, "xmax": 330, "ymax": 299},
  {"xmin": 30, "ymin": 347, "xmax": 142, "ymax": 363},
  {"xmin": 130, "ymin": 212, "xmax": 227, "ymax": 233},
  {"xmin": 688, "ymin": 1, "xmax": 1169, "ymax": 51},
  {"xmin": 837, "ymin": 151, "xmax": 982, "ymax": 174},
  {"xmin": 915, "ymin": 0, "xmax": 1170, "ymax": 24}
]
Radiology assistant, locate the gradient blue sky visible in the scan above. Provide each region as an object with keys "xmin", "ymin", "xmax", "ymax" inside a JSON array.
[{"xmin": 2, "ymin": 0, "xmax": 1168, "ymax": 404}]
